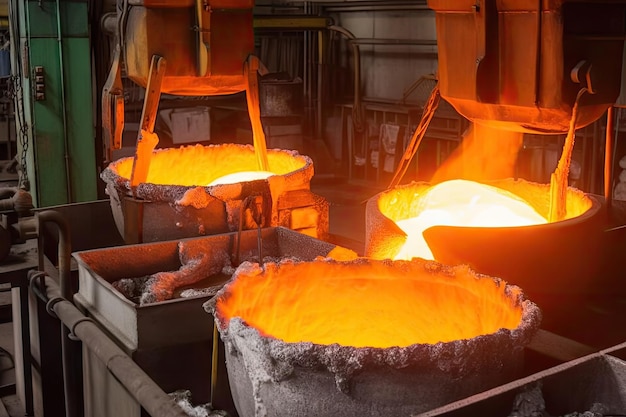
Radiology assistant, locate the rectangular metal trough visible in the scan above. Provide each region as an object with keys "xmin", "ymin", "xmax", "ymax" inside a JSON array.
[{"xmin": 73, "ymin": 227, "xmax": 356, "ymax": 417}]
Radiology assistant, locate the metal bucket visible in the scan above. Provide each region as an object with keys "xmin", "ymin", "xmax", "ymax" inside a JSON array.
[
  {"xmin": 365, "ymin": 178, "xmax": 604, "ymax": 296},
  {"xmin": 100, "ymin": 143, "xmax": 329, "ymax": 243},
  {"xmin": 209, "ymin": 257, "xmax": 541, "ymax": 417}
]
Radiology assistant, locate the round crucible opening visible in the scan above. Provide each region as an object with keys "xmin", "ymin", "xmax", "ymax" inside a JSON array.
[{"xmin": 210, "ymin": 257, "xmax": 541, "ymax": 417}]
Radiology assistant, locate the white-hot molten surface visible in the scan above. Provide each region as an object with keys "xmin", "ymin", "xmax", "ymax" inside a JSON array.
[
  {"xmin": 394, "ymin": 180, "xmax": 547, "ymax": 260},
  {"xmin": 207, "ymin": 171, "xmax": 274, "ymax": 186}
]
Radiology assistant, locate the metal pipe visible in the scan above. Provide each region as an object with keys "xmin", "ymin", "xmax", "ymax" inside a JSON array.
[
  {"xmin": 37, "ymin": 210, "xmax": 71, "ymax": 299},
  {"xmin": 308, "ymin": 0, "xmax": 429, "ymax": 7},
  {"xmin": 325, "ymin": 5, "xmax": 431, "ymax": 12},
  {"xmin": 0, "ymin": 188, "xmax": 33, "ymax": 215},
  {"xmin": 254, "ymin": 15, "xmax": 333, "ymax": 30},
  {"xmin": 306, "ymin": 3, "xmax": 314, "ymax": 128},
  {"xmin": 317, "ymin": 30, "xmax": 324, "ymax": 140},
  {"xmin": 100, "ymin": 12, "xmax": 118, "ymax": 37},
  {"xmin": 605, "ymin": 106, "xmax": 616, "ymax": 213},
  {"xmin": 32, "ymin": 275, "xmax": 189, "ymax": 417},
  {"xmin": 348, "ymin": 38, "xmax": 437, "ymax": 46},
  {"xmin": 0, "ymin": 187, "xmax": 18, "ymax": 199},
  {"xmin": 210, "ymin": 322, "xmax": 219, "ymax": 404},
  {"xmin": 8, "ymin": 0, "xmax": 34, "ymax": 193},
  {"xmin": 328, "ymin": 25, "xmax": 364, "ymax": 134},
  {"xmin": 55, "ymin": 0, "xmax": 73, "ymax": 202},
  {"xmin": 0, "ymin": 187, "xmax": 20, "ymax": 212},
  {"xmin": 303, "ymin": 2, "xmax": 309, "ymax": 111},
  {"xmin": 302, "ymin": 0, "xmax": 426, "ymax": 4},
  {"xmin": 36, "ymin": 209, "xmax": 80, "ymax": 417}
]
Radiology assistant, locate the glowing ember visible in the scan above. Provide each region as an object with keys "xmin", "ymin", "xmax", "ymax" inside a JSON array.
[
  {"xmin": 394, "ymin": 180, "xmax": 547, "ymax": 260},
  {"xmin": 217, "ymin": 259, "xmax": 524, "ymax": 349},
  {"xmin": 207, "ymin": 171, "xmax": 274, "ymax": 186}
]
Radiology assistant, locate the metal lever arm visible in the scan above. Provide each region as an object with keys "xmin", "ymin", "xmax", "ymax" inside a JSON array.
[
  {"xmin": 195, "ymin": 0, "xmax": 211, "ymax": 76},
  {"xmin": 102, "ymin": 44, "xmax": 125, "ymax": 161},
  {"xmin": 130, "ymin": 55, "xmax": 167, "ymax": 194},
  {"xmin": 571, "ymin": 60, "xmax": 596, "ymax": 95}
]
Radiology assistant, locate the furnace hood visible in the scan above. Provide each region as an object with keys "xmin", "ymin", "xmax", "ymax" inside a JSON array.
[{"xmin": 428, "ymin": 0, "xmax": 626, "ymax": 134}]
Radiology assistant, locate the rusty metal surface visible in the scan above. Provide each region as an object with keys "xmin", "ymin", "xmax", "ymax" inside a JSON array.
[
  {"xmin": 119, "ymin": 193, "xmax": 230, "ymax": 244},
  {"xmin": 73, "ymin": 227, "xmax": 352, "ymax": 352},
  {"xmin": 37, "ymin": 200, "xmax": 125, "ymax": 263},
  {"xmin": 123, "ymin": 4, "xmax": 253, "ymax": 96},
  {"xmin": 101, "ymin": 144, "xmax": 330, "ymax": 243},
  {"xmin": 417, "ymin": 348, "xmax": 626, "ymax": 417},
  {"xmin": 73, "ymin": 227, "xmax": 354, "ymax": 414},
  {"xmin": 428, "ymin": 1, "xmax": 626, "ymax": 133}
]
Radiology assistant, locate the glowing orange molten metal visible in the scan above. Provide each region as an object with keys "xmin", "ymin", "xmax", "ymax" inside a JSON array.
[
  {"xmin": 368, "ymin": 178, "xmax": 593, "ymax": 262},
  {"xmin": 217, "ymin": 260, "xmax": 524, "ymax": 349},
  {"xmin": 207, "ymin": 171, "xmax": 274, "ymax": 186},
  {"xmin": 113, "ymin": 144, "xmax": 305, "ymax": 186},
  {"xmin": 393, "ymin": 180, "xmax": 546, "ymax": 260}
]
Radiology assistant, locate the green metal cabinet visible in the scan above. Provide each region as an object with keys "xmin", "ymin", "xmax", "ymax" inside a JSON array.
[{"xmin": 12, "ymin": 0, "xmax": 97, "ymax": 207}]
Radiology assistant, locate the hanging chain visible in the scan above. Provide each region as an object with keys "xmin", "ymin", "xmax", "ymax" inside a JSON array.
[{"xmin": 7, "ymin": 74, "xmax": 31, "ymax": 190}]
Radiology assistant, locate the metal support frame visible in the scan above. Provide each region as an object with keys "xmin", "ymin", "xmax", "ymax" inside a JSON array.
[
  {"xmin": 31, "ymin": 274, "xmax": 189, "ymax": 417},
  {"xmin": 605, "ymin": 106, "xmax": 616, "ymax": 213},
  {"xmin": 0, "ymin": 242, "xmax": 36, "ymax": 416},
  {"xmin": 30, "ymin": 208, "xmax": 188, "ymax": 417}
]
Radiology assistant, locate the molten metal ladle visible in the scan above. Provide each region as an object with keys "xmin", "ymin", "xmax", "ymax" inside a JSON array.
[{"xmin": 129, "ymin": 54, "xmax": 272, "ymax": 194}]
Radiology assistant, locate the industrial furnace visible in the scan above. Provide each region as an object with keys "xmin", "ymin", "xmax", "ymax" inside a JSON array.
[
  {"xmin": 4, "ymin": 1, "xmax": 626, "ymax": 417},
  {"xmin": 367, "ymin": 0, "xmax": 626, "ymax": 300},
  {"xmin": 100, "ymin": 0, "xmax": 329, "ymax": 245}
]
